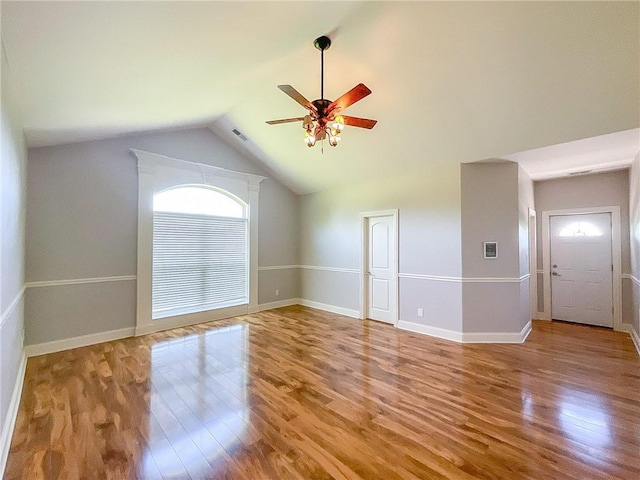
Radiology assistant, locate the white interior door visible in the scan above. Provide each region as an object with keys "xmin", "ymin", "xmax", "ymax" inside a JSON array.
[
  {"xmin": 550, "ymin": 213, "xmax": 613, "ymax": 327},
  {"xmin": 367, "ymin": 215, "xmax": 396, "ymax": 324}
]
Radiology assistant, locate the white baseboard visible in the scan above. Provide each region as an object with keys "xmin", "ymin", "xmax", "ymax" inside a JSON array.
[
  {"xmin": 23, "ymin": 301, "xmax": 297, "ymax": 357},
  {"xmin": 618, "ymin": 323, "xmax": 640, "ymax": 356},
  {"xmin": 397, "ymin": 320, "xmax": 532, "ymax": 344},
  {"xmin": 397, "ymin": 320, "xmax": 464, "ymax": 342},
  {"xmin": 259, "ymin": 298, "xmax": 358, "ymax": 318},
  {"xmin": 24, "ymin": 327, "xmax": 135, "ymax": 357},
  {"xmin": 0, "ymin": 353, "xmax": 27, "ymax": 477},
  {"xmin": 462, "ymin": 321, "xmax": 532, "ymax": 343},
  {"xmin": 297, "ymin": 299, "xmax": 359, "ymax": 318},
  {"xmin": 631, "ymin": 326, "xmax": 640, "ymax": 356},
  {"xmin": 259, "ymin": 298, "xmax": 300, "ymax": 311},
  {"xmin": 247, "ymin": 305, "xmax": 260, "ymax": 314},
  {"xmin": 135, "ymin": 305, "xmax": 248, "ymax": 336}
]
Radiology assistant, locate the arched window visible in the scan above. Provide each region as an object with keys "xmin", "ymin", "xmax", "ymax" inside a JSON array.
[
  {"xmin": 154, "ymin": 186, "xmax": 246, "ymax": 218},
  {"xmin": 152, "ymin": 185, "xmax": 248, "ymax": 319}
]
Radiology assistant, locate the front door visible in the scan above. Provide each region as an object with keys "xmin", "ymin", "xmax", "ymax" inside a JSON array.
[
  {"xmin": 550, "ymin": 213, "xmax": 613, "ymax": 327},
  {"xmin": 367, "ymin": 215, "xmax": 396, "ymax": 324}
]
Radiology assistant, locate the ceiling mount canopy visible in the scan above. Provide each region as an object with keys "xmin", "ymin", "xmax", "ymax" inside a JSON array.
[
  {"xmin": 266, "ymin": 35, "xmax": 377, "ymax": 148},
  {"xmin": 313, "ymin": 35, "xmax": 331, "ymax": 52}
]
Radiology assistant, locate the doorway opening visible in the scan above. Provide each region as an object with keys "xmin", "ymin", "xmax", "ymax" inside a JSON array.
[
  {"xmin": 541, "ymin": 207, "xmax": 622, "ymax": 329},
  {"xmin": 359, "ymin": 210, "xmax": 398, "ymax": 325}
]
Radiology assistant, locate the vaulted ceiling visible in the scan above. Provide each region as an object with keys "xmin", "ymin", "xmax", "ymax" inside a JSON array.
[{"xmin": 2, "ymin": 1, "xmax": 638, "ymax": 193}]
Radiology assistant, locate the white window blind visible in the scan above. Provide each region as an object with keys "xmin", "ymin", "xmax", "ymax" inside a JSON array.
[{"xmin": 152, "ymin": 211, "xmax": 248, "ymax": 319}]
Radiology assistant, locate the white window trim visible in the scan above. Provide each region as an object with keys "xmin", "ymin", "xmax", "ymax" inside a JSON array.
[{"xmin": 132, "ymin": 149, "xmax": 265, "ymax": 336}]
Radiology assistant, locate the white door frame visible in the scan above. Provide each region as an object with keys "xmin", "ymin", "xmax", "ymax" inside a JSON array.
[
  {"xmin": 359, "ymin": 209, "xmax": 399, "ymax": 325},
  {"xmin": 528, "ymin": 208, "xmax": 538, "ymax": 320},
  {"xmin": 541, "ymin": 206, "xmax": 622, "ymax": 329}
]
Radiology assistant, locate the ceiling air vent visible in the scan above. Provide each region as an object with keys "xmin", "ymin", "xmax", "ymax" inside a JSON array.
[
  {"xmin": 232, "ymin": 128, "xmax": 248, "ymax": 142},
  {"xmin": 568, "ymin": 170, "xmax": 592, "ymax": 176}
]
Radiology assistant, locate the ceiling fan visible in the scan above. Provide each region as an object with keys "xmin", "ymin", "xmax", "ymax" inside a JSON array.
[{"xmin": 266, "ymin": 35, "xmax": 377, "ymax": 148}]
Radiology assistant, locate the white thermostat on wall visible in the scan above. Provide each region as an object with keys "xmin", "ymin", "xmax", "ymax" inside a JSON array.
[{"xmin": 483, "ymin": 241, "xmax": 498, "ymax": 259}]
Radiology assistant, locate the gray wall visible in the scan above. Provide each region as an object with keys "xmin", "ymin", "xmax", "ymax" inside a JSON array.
[
  {"xmin": 534, "ymin": 169, "xmax": 632, "ymax": 324},
  {"xmin": 257, "ymin": 171, "xmax": 299, "ymax": 305},
  {"xmin": 461, "ymin": 163, "xmax": 520, "ymax": 279},
  {"xmin": 0, "ymin": 45, "xmax": 27, "ymax": 457},
  {"xmin": 460, "ymin": 162, "xmax": 533, "ymax": 333},
  {"xmin": 629, "ymin": 154, "xmax": 640, "ymax": 335},
  {"xmin": 299, "ymin": 160, "xmax": 536, "ymax": 335},
  {"xmin": 25, "ymin": 127, "xmax": 299, "ymax": 345},
  {"xmin": 299, "ymin": 164, "xmax": 464, "ymax": 331}
]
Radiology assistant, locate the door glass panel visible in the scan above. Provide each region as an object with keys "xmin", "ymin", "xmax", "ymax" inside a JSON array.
[{"xmin": 559, "ymin": 221, "xmax": 602, "ymax": 237}]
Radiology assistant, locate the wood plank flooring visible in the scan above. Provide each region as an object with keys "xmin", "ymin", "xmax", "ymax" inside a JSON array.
[{"xmin": 5, "ymin": 306, "xmax": 640, "ymax": 479}]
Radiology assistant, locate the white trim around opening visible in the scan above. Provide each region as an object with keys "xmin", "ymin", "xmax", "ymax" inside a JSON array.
[
  {"xmin": 528, "ymin": 208, "xmax": 538, "ymax": 321},
  {"xmin": 131, "ymin": 149, "xmax": 265, "ymax": 336},
  {"xmin": 359, "ymin": 209, "xmax": 399, "ymax": 325},
  {"xmin": 541, "ymin": 206, "xmax": 622, "ymax": 330}
]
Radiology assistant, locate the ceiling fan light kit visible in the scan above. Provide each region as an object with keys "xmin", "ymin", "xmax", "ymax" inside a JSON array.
[{"xmin": 266, "ymin": 35, "xmax": 377, "ymax": 149}]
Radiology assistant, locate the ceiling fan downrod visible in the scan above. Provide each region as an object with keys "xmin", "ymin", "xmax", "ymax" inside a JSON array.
[{"xmin": 314, "ymin": 36, "xmax": 331, "ymax": 101}]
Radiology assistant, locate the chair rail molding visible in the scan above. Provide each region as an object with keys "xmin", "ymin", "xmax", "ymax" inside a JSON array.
[
  {"xmin": 0, "ymin": 287, "xmax": 25, "ymax": 330},
  {"xmin": 398, "ymin": 273, "xmax": 530, "ymax": 283},
  {"xmin": 25, "ymin": 275, "xmax": 136, "ymax": 288}
]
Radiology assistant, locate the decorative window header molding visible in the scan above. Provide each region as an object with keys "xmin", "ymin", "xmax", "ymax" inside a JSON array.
[{"xmin": 131, "ymin": 149, "xmax": 266, "ymax": 187}]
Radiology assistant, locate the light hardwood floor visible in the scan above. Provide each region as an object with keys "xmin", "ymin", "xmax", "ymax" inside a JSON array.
[{"xmin": 5, "ymin": 306, "xmax": 640, "ymax": 479}]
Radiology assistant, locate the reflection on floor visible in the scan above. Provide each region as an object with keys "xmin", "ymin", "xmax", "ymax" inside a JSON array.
[
  {"xmin": 5, "ymin": 307, "xmax": 640, "ymax": 479},
  {"xmin": 144, "ymin": 325, "xmax": 249, "ymax": 479}
]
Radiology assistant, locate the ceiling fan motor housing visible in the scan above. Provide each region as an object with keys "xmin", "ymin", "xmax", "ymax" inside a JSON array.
[
  {"xmin": 314, "ymin": 36, "xmax": 331, "ymax": 51},
  {"xmin": 312, "ymin": 99, "xmax": 333, "ymax": 124}
]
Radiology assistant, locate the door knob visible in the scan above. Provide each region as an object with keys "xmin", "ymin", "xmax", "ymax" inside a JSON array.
[
  {"xmin": 552, "ymin": 272, "xmax": 561, "ymax": 276},
  {"xmin": 552, "ymin": 264, "xmax": 558, "ymax": 268}
]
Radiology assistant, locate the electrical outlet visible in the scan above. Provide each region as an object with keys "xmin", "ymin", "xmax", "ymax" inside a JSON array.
[
  {"xmin": 275, "ymin": 289, "xmax": 279, "ymax": 296},
  {"xmin": 417, "ymin": 308, "xmax": 424, "ymax": 317}
]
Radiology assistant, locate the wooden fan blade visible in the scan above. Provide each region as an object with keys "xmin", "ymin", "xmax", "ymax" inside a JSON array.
[
  {"xmin": 329, "ymin": 83, "xmax": 372, "ymax": 112},
  {"xmin": 342, "ymin": 115, "xmax": 377, "ymax": 129},
  {"xmin": 266, "ymin": 117, "xmax": 305, "ymax": 125},
  {"xmin": 278, "ymin": 85, "xmax": 315, "ymax": 111}
]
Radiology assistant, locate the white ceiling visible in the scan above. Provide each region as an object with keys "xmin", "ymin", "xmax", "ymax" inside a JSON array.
[
  {"xmin": 502, "ymin": 128, "xmax": 640, "ymax": 181},
  {"xmin": 2, "ymin": 1, "xmax": 639, "ymax": 194}
]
